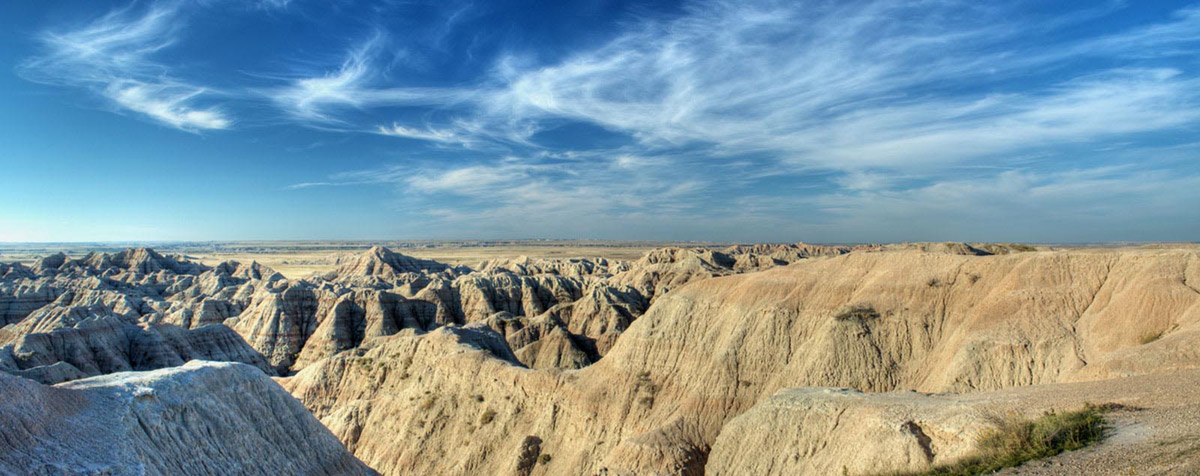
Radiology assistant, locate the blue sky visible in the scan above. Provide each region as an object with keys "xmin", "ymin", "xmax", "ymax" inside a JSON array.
[{"xmin": 1, "ymin": 0, "xmax": 1198, "ymax": 243}]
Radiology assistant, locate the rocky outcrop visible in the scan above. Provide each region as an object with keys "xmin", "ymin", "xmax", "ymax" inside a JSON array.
[
  {"xmin": 724, "ymin": 242, "xmax": 852, "ymax": 270},
  {"xmin": 335, "ymin": 245, "xmax": 454, "ymax": 278},
  {"xmin": 706, "ymin": 367, "xmax": 1200, "ymax": 475},
  {"xmin": 707, "ymin": 387, "xmax": 983, "ymax": 475},
  {"xmin": 0, "ymin": 242, "xmax": 893, "ymax": 384},
  {"xmin": 609, "ymin": 247, "xmax": 737, "ymax": 303},
  {"xmin": 293, "ymin": 289, "xmax": 439, "ymax": 368},
  {"xmin": 284, "ymin": 247, "xmax": 1200, "ymax": 475},
  {"xmin": 0, "ymin": 361, "xmax": 373, "ymax": 475},
  {"xmin": 2, "ymin": 314, "xmax": 274, "ymax": 384},
  {"xmin": 0, "ymin": 278, "xmax": 63, "ymax": 326},
  {"xmin": 280, "ymin": 327, "xmax": 539, "ymax": 475},
  {"xmin": 475, "ymin": 256, "xmax": 630, "ymax": 277},
  {"xmin": 548, "ymin": 284, "xmax": 648, "ymax": 358},
  {"xmin": 227, "ymin": 283, "xmax": 320, "ymax": 372}
]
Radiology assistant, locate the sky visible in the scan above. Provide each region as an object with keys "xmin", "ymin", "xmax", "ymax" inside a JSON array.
[{"xmin": 0, "ymin": 0, "xmax": 1198, "ymax": 243}]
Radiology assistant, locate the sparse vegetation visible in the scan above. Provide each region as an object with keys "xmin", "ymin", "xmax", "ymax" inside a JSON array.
[
  {"xmin": 479, "ymin": 409, "xmax": 497, "ymax": 425},
  {"xmin": 926, "ymin": 277, "xmax": 943, "ymax": 287},
  {"xmin": 834, "ymin": 304, "xmax": 880, "ymax": 322},
  {"xmin": 539, "ymin": 454, "xmax": 552, "ymax": 465},
  {"xmin": 419, "ymin": 396, "xmax": 437, "ymax": 411},
  {"xmin": 635, "ymin": 371, "xmax": 659, "ymax": 408},
  {"xmin": 893, "ymin": 405, "xmax": 1108, "ymax": 476}
]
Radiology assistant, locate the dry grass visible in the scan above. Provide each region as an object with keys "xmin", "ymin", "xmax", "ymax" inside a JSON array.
[
  {"xmin": 479, "ymin": 409, "xmax": 497, "ymax": 426},
  {"xmin": 1139, "ymin": 331, "xmax": 1164, "ymax": 345},
  {"xmin": 635, "ymin": 371, "xmax": 659, "ymax": 408},
  {"xmin": 834, "ymin": 304, "xmax": 880, "ymax": 322},
  {"xmin": 893, "ymin": 405, "xmax": 1108, "ymax": 476}
]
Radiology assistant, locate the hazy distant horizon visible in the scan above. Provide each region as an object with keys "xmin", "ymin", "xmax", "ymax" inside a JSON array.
[
  {"xmin": 0, "ymin": 236, "xmax": 1190, "ymax": 244},
  {"xmin": 3, "ymin": 1, "xmax": 1198, "ymax": 242}
]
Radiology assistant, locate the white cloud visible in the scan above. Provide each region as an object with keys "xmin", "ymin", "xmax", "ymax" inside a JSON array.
[
  {"xmin": 471, "ymin": 1, "xmax": 1200, "ymax": 170},
  {"xmin": 27, "ymin": 0, "xmax": 1196, "ymax": 241},
  {"xmin": 267, "ymin": 34, "xmax": 471, "ymax": 122},
  {"xmin": 274, "ymin": 1, "xmax": 1200, "ymax": 171},
  {"xmin": 20, "ymin": 3, "xmax": 231, "ymax": 131},
  {"xmin": 108, "ymin": 81, "xmax": 230, "ymax": 130},
  {"xmin": 376, "ymin": 123, "xmax": 469, "ymax": 145}
]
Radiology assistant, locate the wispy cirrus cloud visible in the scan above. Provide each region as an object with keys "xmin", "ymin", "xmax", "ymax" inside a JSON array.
[
  {"xmin": 20, "ymin": 0, "xmax": 1198, "ymax": 240},
  {"xmin": 376, "ymin": 123, "xmax": 471, "ymax": 146},
  {"xmin": 19, "ymin": 3, "xmax": 231, "ymax": 131},
  {"xmin": 283, "ymin": 0, "xmax": 1200, "ymax": 240},
  {"xmin": 474, "ymin": 1, "xmax": 1200, "ymax": 169},
  {"xmin": 305, "ymin": 150, "xmax": 718, "ymax": 235},
  {"xmin": 266, "ymin": 34, "xmax": 471, "ymax": 123},
  {"xmin": 279, "ymin": 1, "xmax": 1200, "ymax": 165}
]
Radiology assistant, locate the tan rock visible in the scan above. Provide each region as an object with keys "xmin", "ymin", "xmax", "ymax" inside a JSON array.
[
  {"xmin": 284, "ymin": 248, "xmax": 1200, "ymax": 475},
  {"xmin": 0, "ymin": 360, "xmax": 373, "ymax": 475}
]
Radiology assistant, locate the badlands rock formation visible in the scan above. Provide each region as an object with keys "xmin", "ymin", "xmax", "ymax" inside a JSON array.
[
  {"xmin": 0, "ymin": 249, "xmax": 281, "ymax": 383},
  {"xmin": 226, "ymin": 244, "xmax": 818, "ymax": 373},
  {"xmin": 0, "ymin": 360, "xmax": 372, "ymax": 475},
  {"xmin": 5, "ymin": 242, "xmax": 1199, "ymax": 475},
  {"xmin": 280, "ymin": 246, "xmax": 1200, "ymax": 475},
  {"xmin": 1, "ymin": 243, "xmax": 823, "ymax": 383}
]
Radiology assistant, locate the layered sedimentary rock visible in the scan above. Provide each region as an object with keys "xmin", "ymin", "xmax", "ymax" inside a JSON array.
[
  {"xmin": 218, "ymin": 243, "xmax": 809, "ymax": 373},
  {"xmin": 0, "ymin": 242, "xmax": 1051, "ymax": 385},
  {"xmin": 475, "ymin": 255, "xmax": 630, "ymax": 277},
  {"xmin": 0, "ymin": 249, "xmax": 283, "ymax": 383},
  {"xmin": 6, "ymin": 243, "xmax": 1199, "ymax": 475},
  {"xmin": 1, "ymin": 314, "xmax": 273, "ymax": 384},
  {"xmin": 284, "ymin": 247, "xmax": 1200, "ymax": 475},
  {"xmin": 724, "ymin": 242, "xmax": 852, "ymax": 270},
  {"xmin": 227, "ymin": 283, "xmax": 321, "ymax": 372},
  {"xmin": 0, "ymin": 361, "xmax": 372, "ymax": 475},
  {"xmin": 335, "ymin": 245, "xmax": 456, "ymax": 279}
]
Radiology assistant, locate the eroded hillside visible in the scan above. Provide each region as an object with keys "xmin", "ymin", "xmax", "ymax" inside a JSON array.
[
  {"xmin": 3, "ymin": 243, "xmax": 1197, "ymax": 475},
  {"xmin": 0, "ymin": 361, "xmax": 372, "ymax": 475},
  {"xmin": 281, "ymin": 246, "xmax": 1200, "ymax": 475},
  {"xmin": 0, "ymin": 242, "xmax": 838, "ymax": 382}
]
